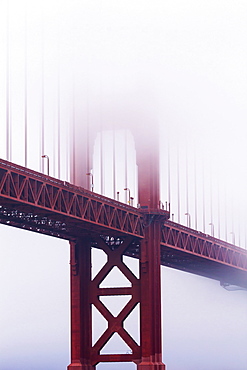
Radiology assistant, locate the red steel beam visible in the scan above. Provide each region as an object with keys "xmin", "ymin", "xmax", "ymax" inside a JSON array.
[
  {"xmin": 1, "ymin": 158, "xmax": 247, "ymax": 287},
  {"xmin": 161, "ymin": 221, "xmax": 247, "ymax": 288},
  {"xmin": 1, "ymin": 155, "xmax": 247, "ymax": 370},
  {"xmin": 0, "ymin": 159, "xmax": 144, "ymax": 238},
  {"xmin": 68, "ymin": 236, "xmax": 141, "ymax": 369},
  {"xmin": 161, "ymin": 221, "xmax": 247, "ymax": 271},
  {"xmin": 135, "ymin": 124, "xmax": 166, "ymax": 369}
]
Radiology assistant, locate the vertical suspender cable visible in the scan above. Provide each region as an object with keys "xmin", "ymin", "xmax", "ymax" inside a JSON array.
[
  {"xmin": 24, "ymin": 5, "xmax": 28, "ymax": 167},
  {"xmin": 65, "ymin": 98, "xmax": 69, "ymax": 182},
  {"xmin": 71, "ymin": 71, "xmax": 75, "ymax": 184},
  {"xmin": 40, "ymin": 6, "xmax": 44, "ymax": 173},
  {"xmin": 217, "ymin": 175, "xmax": 220, "ymax": 239},
  {"xmin": 6, "ymin": 2, "xmax": 11, "ymax": 161},
  {"xmin": 231, "ymin": 189, "xmax": 234, "ymax": 244},
  {"xmin": 69, "ymin": 26, "xmax": 74, "ymax": 183},
  {"xmin": 113, "ymin": 128, "xmax": 116, "ymax": 199},
  {"xmin": 238, "ymin": 219, "xmax": 241, "ymax": 247},
  {"xmin": 125, "ymin": 129, "xmax": 128, "ymax": 203},
  {"xmin": 224, "ymin": 184, "xmax": 227, "ymax": 241},
  {"xmin": 186, "ymin": 143, "xmax": 189, "ymax": 224},
  {"xmin": 202, "ymin": 156, "xmax": 205, "ymax": 233},
  {"xmin": 177, "ymin": 146, "xmax": 180, "ymax": 224},
  {"xmin": 57, "ymin": 27, "xmax": 61, "ymax": 179},
  {"xmin": 99, "ymin": 68, "xmax": 104, "ymax": 194},
  {"xmin": 86, "ymin": 88, "xmax": 90, "ymax": 190},
  {"xmin": 53, "ymin": 106, "xmax": 56, "ymax": 176},
  {"xmin": 167, "ymin": 140, "xmax": 171, "ymax": 212},
  {"xmin": 111, "ymin": 73, "xmax": 116, "ymax": 199},
  {"xmin": 194, "ymin": 148, "xmax": 197, "ymax": 230},
  {"xmin": 245, "ymin": 228, "xmax": 247, "ymax": 250},
  {"xmin": 100, "ymin": 124, "xmax": 104, "ymax": 195},
  {"xmin": 210, "ymin": 162, "xmax": 213, "ymax": 231}
]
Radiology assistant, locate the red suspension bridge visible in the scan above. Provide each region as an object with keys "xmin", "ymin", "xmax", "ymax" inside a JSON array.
[
  {"xmin": 1, "ymin": 120, "xmax": 247, "ymax": 369},
  {"xmin": 1, "ymin": 2, "xmax": 247, "ymax": 369}
]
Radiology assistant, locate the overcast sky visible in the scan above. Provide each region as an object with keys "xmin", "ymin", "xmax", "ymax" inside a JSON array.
[{"xmin": 0, "ymin": 1, "xmax": 247, "ymax": 369}]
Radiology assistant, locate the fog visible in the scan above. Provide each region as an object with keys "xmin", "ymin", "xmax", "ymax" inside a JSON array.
[{"xmin": 0, "ymin": 0, "xmax": 247, "ymax": 369}]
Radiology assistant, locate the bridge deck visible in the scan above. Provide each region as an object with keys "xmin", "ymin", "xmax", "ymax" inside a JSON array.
[
  {"xmin": 1, "ymin": 158, "xmax": 247, "ymax": 288},
  {"xmin": 0, "ymin": 159, "xmax": 144, "ymax": 238},
  {"xmin": 161, "ymin": 221, "xmax": 247, "ymax": 288}
]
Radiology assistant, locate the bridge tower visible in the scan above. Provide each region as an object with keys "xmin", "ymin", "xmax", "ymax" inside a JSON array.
[{"xmin": 68, "ymin": 111, "xmax": 169, "ymax": 369}]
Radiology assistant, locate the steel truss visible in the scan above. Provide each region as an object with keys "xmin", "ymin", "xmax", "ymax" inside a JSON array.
[
  {"xmin": 1, "ymin": 158, "xmax": 247, "ymax": 369},
  {"xmin": 68, "ymin": 217, "xmax": 166, "ymax": 369},
  {"xmin": 1, "ymin": 158, "xmax": 247, "ymax": 288},
  {"xmin": 161, "ymin": 222, "xmax": 247, "ymax": 288},
  {"xmin": 0, "ymin": 159, "xmax": 144, "ymax": 238}
]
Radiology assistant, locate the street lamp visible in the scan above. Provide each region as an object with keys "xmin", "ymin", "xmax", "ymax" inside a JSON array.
[
  {"xmin": 86, "ymin": 171, "xmax": 94, "ymax": 192},
  {"xmin": 41, "ymin": 155, "xmax": 49, "ymax": 175},
  {"xmin": 230, "ymin": 231, "xmax": 235, "ymax": 245},
  {"xmin": 185, "ymin": 213, "xmax": 191, "ymax": 228},
  {"xmin": 130, "ymin": 197, "xmax": 134, "ymax": 206},
  {"xmin": 209, "ymin": 222, "xmax": 214, "ymax": 237},
  {"xmin": 124, "ymin": 188, "xmax": 131, "ymax": 204}
]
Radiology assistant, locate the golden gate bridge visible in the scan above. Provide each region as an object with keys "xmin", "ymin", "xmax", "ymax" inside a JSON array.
[
  {"xmin": 1, "ymin": 1, "xmax": 247, "ymax": 369},
  {"xmin": 1, "ymin": 120, "xmax": 247, "ymax": 369}
]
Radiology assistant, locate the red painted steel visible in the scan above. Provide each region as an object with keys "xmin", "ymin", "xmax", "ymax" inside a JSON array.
[
  {"xmin": 161, "ymin": 221, "xmax": 247, "ymax": 288},
  {"xmin": 1, "ymin": 148, "xmax": 247, "ymax": 369},
  {"xmin": 0, "ymin": 159, "xmax": 144, "ymax": 238},
  {"xmin": 91, "ymin": 236, "xmax": 141, "ymax": 365},
  {"xmin": 162, "ymin": 221, "xmax": 247, "ymax": 270},
  {"xmin": 68, "ymin": 239, "xmax": 93, "ymax": 369},
  {"xmin": 67, "ymin": 236, "xmax": 141, "ymax": 368},
  {"xmin": 1, "ymin": 157, "xmax": 247, "ymax": 287},
  {"xmin": 67, "ymin": 226, "xmax": 167, "ymax": 368},
  {"xmin": 138, "ymin": 218, "xmax": 166, "ymax": 369},
  {"xmin": 136, "ymin": 125, "xmax": 166, "ymax": 369}
]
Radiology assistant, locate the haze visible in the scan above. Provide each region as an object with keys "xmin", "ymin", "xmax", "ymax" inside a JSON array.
[{"xmin": 0, "ymin": 1, "xmax": 247, "ymax": 369}]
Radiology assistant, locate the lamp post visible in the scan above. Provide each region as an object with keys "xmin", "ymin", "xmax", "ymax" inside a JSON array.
[
  {"xmin": 230, "ymin": 231, "xmax": 235, "ymax": 245},
  {"xmin": 130, "ymin": 197, "xmax": 134, "ymax": 206},
  {"xmin": 41, "ymin": 155, "xmax": 49, "ymax": 175},
  {"xmin": 86, "ymin": 171, "xmax": 94, "ymax": 192},
  {"xmin": 185, "ymin": 212, "xmax": 191, "ymax": 228},
  {"xmin": 124, "ymin": 188, "xmax": 131, "ymax": 204},
  {"xmin": 209, "ymin": 222, "xmax": 214, "ymax": 237}
]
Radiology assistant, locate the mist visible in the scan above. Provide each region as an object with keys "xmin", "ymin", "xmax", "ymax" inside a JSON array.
[{"xmin": 0, "ymin": 1, "xmax": 247, "ymax": 369}]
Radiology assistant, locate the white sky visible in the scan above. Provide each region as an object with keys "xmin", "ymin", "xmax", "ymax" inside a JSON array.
[{"xmin": 0, "ymin": 1, "xmax": 247, "ymax": 369}]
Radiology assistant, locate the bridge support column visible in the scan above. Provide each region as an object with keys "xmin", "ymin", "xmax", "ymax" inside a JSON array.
[
  {"xmin": 137, "ymin": 220, "xmax": 166, "ymax": 370},
  {"xmin": 135, "ymin": 123, "xmax": 166, "ymax": 369},
  {"xmin": 67, "ymin": 239, "xmax": 95, "ymax": 370}
]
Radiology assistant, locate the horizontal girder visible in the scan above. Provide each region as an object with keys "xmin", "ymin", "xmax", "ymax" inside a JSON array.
[
  {"xmin": 1, "ymin": 158, "xmax": 247, "ymax": 288},
  {"xmin": 161, "ymin": 221, "xmax": 247, "ymax": 288},
  {"xmin": 0, "ymin": 159, "xmax": 144, "ymax": 238}
]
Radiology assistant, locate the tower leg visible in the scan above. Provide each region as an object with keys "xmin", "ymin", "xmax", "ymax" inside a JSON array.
[
  {"xmin": 137, "ymin": 221, "xmax": 166, "ymax": 370},
  {"xmin": 67, "ymin": 240, "xmax": 95, "ymax": 370},
  {"xmin": 135, "ymin": 122, "xmax": 166, "ymax": 369}
]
